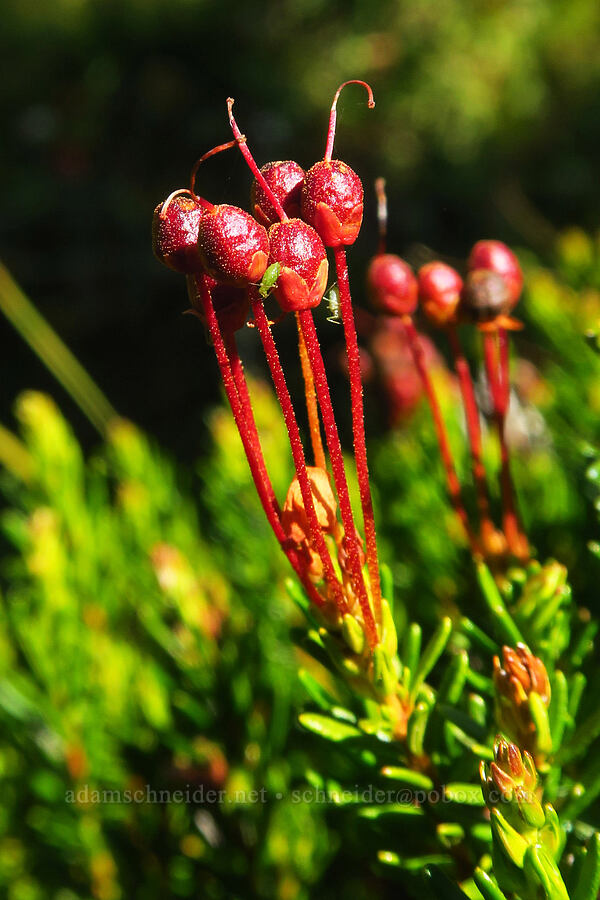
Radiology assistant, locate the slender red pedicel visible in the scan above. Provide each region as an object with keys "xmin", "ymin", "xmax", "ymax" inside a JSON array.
[
  {"xmin": 335, "ymin": 248, "xmax": 382, "ymax": 618},
  {"xmin": 224, "ymin": 329, "xmax": 279, "ymax": 518},
  {"xmin": 196, "ymin": 274, "xmax": 323, "ymax": 605},
  {"xmin": 249, "ymin": 293, "xmax": 348, "ymax": 612},
  {"xmin": 402, "ymin": 315, "xmax": 479, "ymax": 554},
  {"xmin": 298, "ymin": 308, "xmax": 378, "ymax": 647}
]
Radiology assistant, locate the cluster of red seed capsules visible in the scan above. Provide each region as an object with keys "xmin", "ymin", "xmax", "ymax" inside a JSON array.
[
  {"xmin": 153, "ymin": 82, "xmax": 388, "ymax": 654},
  {"xmin": 367, "ymin": 177, "xmax": 529, "ymax": 564}
]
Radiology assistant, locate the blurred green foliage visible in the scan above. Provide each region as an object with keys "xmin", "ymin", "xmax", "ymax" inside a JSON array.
[{"xmin": 3, "ymin": 229, "xmax": 600, "ymax": 897}]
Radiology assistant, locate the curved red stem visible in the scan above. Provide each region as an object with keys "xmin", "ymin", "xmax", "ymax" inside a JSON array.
[
  {"xmin": 334, "ymin": 247, "xmax": 382, "ymax": 619},
  {"xmin": 227, "ymin": 98, "xmax": 288, "ymax": 222},
  {"xmin": 189, "ymin": 140, "xmax": 240, "ymax": 208},
  {"xmin": 298, "ymin": 308, "xmax": 378, "ymax": 648},
  {"xmin": 195, "ymin": 275, "xmax": 323, "ymax": 606},
  {"xmin": 250, "ymin": 293, "xmax": 347, "ymax": 611},
  {"xmin": 403, "ymin": 316, "xmax": 479, "ymax": 555},
  {"xmin": 324, "ymin": 80, "xmax": 375, "ymax": 162}
]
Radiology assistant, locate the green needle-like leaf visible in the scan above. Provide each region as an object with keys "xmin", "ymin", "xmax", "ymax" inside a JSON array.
[
  {"xmin": 476, "ymin": 563, "xmax": 523, "ymax": 645},
  {"xmin": 573, "ymin": 833, "xmax": 600, "ymax": 900}
]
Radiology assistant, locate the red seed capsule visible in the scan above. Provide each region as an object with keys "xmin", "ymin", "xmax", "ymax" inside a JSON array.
[
  {"xmin": 251, "ymin": 160, "xmax": 306, "ymax": 228},
  {"xmin": 267, "ymin": 219, "xmax": 329, "ymax": 312},
  {"xmin": 467, "ymin": 241, "xmax": 523, "ymax": 308},
  {"xmin": 198, "ymin": 204, "xmax": 269, "ymax": 287},
  {"xmin": 301, "ymin": 159, "xmax": 364, "ymax": 248},
  {"xmin": 367, "ymin": 254, "xmax": 418, "ymax": 317},
  {"xmin": 152, "ymin": 192, "xmax": 204, "ymax": 274},
  {"xmin": 418, "ymin": 261, "xmax": 463, "ymax": 327}
]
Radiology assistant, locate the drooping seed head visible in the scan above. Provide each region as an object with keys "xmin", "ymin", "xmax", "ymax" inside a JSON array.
[
  {"xmin": 251, "ymin": 160, "xmax": 305, "ymax": 228},
  {"xmin": 267, "ymin": 218, "xmax": 329, "ymax": 312},
  {"xmin": 418, "ymin": 261, "xmax": 463, "ymax": 327},
  {"xmin": 152, "ymin": 191, "xmax": 204, "ymax": 274},
  {"xmin": 367, "ymin": 254, "xmax": 418, "ymax": 317},
  {"xmin": 467, "ymin": 240, "xmax": 523, "ymax": 308},
  {"xmin": 460, "ymin": 269, "xmax": 511, "ymax": 323},
  {"xmin": 197, "ymin": 204, "xmax": 269, "ymax": 286},
  {"xmin": 302, "ymin": 159, "xmax": 364, "ymax": 248}
]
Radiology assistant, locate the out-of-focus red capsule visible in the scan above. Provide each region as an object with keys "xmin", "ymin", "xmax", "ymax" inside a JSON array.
[
  {"xmin": 367, "ymin": 254, "xmax": 418, "ymax": 317},
  {"xmin": 418, "ymin": 261, "xmax": 463, "ymax": 327},
  {"xmin": 467, "ymin": 240, "xmax": 523, "ymax": 308}
]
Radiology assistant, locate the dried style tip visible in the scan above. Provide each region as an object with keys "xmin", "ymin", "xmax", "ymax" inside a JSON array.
[
  {"xmin": 418, "ymin": 261, "xmax": 463, "ymax": 327},
  {"xmin": 367, "ymin": 254, "xmax": 418, "ymax": 317},
  {"xmin": 197, "ymin": 204, "xmax": 269, "ymax": 286},
  {"xmin": 251, "ymin": 160, "xmax": 305, "ymax": 228},
  {"xmin": 468, "ymin": 240, "xmax": 523, "ymax": 308},
  {"xmin": 267, "ymin": 219, "xmax": 329, "ymax": 311},
  {"xmin": 324, "ymin": 80, "xmax": 375, "ymax": 162},
  {"xmin": 152, "ymin": 192, "xmax": 205, "ymax": 274}
]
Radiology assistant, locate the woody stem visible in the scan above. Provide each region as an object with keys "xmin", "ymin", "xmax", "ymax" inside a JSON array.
[
  {"xmin": 298, "ymin": 308, "xmax": 378, "ymax": 648},
  {"xmin": 482, "ymin": 330, "xmax": 529, "ymax": 560},
  {"xmin": 447, "ymin": 323, "xmax": 497, "ymax": 547},
  {"xmin": 334, "ymin": 246, "xmax": 382, "ymax": 618},
  {"xmin": 250, "ymin": 292, "xmax": 347, "ymax": 611},
  {"xmin": 196, "ymin": 275, "xmax": 323, "ymax": 606},
  {"xmin": 296, "ymin": 313, "xmax": 327, "ymax": 470},
  {"xmin": 403, "ymin": 315, "xmax": 479, "ymax": 555}
]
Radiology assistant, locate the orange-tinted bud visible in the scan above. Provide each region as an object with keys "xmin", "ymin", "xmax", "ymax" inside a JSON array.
[{"xmin": 281, "ymin": 466, "xmax": 337, "ymax": 545}]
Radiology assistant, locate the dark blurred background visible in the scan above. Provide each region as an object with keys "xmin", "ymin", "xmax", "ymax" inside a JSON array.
[{"xmin": 2, "ymin": 0, "xmax": 600, "ymax": 456}]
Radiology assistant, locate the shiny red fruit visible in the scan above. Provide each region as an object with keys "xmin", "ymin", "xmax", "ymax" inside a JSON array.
[
  {"xmin": 418, "ymin": 261, "xmax": 463, "ymax": 327},
  {"xmin": 197, "ymin": 204, "xmax": 269, "ymax": 286},
  {"xmin": 267, "ymin": 219, "xmax": 329, "ymax": 312},
  {"xmin": 367, "ymin": 254, "xmax": 418, "ymax": 317},
  {"xmin": 251, "ymin": 160, "xmax": 305, "ymax": 228},
  {"xmin": 152, "ymin": 193, "xmax": 204, "ymax": 274},
  {"xmin": 301, "ymin": 159, "xmax": 363, "ymax": 247},
  {"xmin": 467, "ymin": 240, "xmax": 523, "ymax": 307}
]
